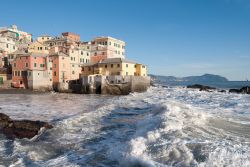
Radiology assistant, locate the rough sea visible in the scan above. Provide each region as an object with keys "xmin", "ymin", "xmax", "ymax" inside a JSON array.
[{"xmin": 0, "ymin": 82, "xmax": 250, "ymax": 166}]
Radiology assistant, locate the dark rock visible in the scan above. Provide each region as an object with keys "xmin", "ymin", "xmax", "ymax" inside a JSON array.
[
  {"xmin": 187, "ymin": 84, "xmax": 216, "ymax": 92},
  {"xmin": 240, "ymin": 86, "xmax": 250, "ymax": 94},
  {"xmin": 218, "ymin": 90, "xmax": 226, "ymax": 93},
  {"xmin": 229, "ymin": 89, "xmax": 242, "ymax": 94},
  {"xmin": 0, "ymin": 113, "xmax": 53, "ymax": 139}
]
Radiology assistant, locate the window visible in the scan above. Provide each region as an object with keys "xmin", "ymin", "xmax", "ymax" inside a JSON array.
[
  {"xmin": 6, "ymin": 44, "xmax": 9, "ymax": 48},
  {"xmin": 71, "ymin": 57, "xmax": 73, "ymax": 61},
  {"xmin": 117, "ymin": 64, "xmax": 120, "ymax": 68},
  {"xmin": 87, "ymin": 53, "xmax": 89, "ymax": 56},
  {"xmin": 126, "ymin": 64, "xmax": 128, "ymax": 68},
  {"xmin": 18, "ymin": 71, "xmax": 20, "ymax": 76},
  {"xmin": 72, "ymin": 71, "xmax": 75, "ymax": 74},
  {"xmin": 15, "ymin": 71, "xmax": 17, "ymax": 76},
  {"xmin": 142, "ymin": 65, "xmax": 145, "ymax": 68},
  {"xmin": 72, "ymin": 65, "xmax": 74, "ymax": 67},
  {"xmin": 82, "ymin": 67, "xmax": 84, "ymax": 71},
  {"xmin": 54, "ymin": 64, "xmax": 56, "ymax": 68},
  {"xmin": 54, "ymin": 71, "xmax": 56, "ymax": 76},
  {"xmin": 50, "ymin": 67, "xmax": 52, "ymax": 70},
  {"xmin": 40, "ymin": 64, "xmax": 44, "ymax": 68},
  {"xmin": 88, "ymin": 67, "xmax": 91, "ymax": 71},
  {"xmin": 38, "ymin": 73, "xmax": 40, "ymax": 76},
  {"xmin": 109, "ymin": 42, "xmax": 111, "ymax": 45},
  {"xmin": 105, "ymin": 65, "xmax": 107, "ymax": 68},
  {"xmin": 14, "ymin": 63, "xmax": 16, "ymax": 67},
  {"xmin": 81, "ymin": 51, "xmax": 83, "ymax": 55},
  {"xmin": 25, "ymin": 63, "xmax": 28, "ymax": 67},
  {"xmin": 34, "ymin": 63, "xmax": 37, "ymax": 67},
  {"xmin": 102, "ymin": 52, "xmax": 105, "ymax": 55},
  {"xmin": 126, "ymin": 72, "xmax": 128, "ymax": 76},
  {"xmin": 111, "ymin": 64, "xmax": 113, "ymax": 68},
  {"xmin": 134, "ymin": 65, "xmax": 137, "ymax": 68}
]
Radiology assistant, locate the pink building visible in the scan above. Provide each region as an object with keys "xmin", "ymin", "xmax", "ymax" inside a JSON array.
[{"xmin": 12, "ymin": 53, "xmax": 48, "ymax": 88}]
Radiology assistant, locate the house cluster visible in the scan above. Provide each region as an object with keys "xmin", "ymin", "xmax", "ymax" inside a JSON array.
[{"xmin": 0, "ymin": 25, "xmax": 147, "ymax": 90}]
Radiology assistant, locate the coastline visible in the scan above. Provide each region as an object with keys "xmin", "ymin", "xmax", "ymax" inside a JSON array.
[{"xmin": 0, "ymin": 88, "xmax": 48, "ymax": 94}]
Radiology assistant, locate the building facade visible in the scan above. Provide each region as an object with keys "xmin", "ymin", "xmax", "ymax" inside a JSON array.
[
  {"xmin": 90, "ymin": 37, "xmax": 126, "ymax": 63},
  {"xmin": 82, "ymin": 58, "xmax": 147, "ymax": 77}
]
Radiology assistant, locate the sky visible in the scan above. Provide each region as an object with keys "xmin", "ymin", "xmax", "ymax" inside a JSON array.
[{"xmin": 1, "ymin": 0, "xmax": 250, "ymax": 80}]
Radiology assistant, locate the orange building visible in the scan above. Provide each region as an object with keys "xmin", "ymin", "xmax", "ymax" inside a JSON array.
[{"xmin": 11, "ymin": 53, "xmax": 48, "ymax": 88}]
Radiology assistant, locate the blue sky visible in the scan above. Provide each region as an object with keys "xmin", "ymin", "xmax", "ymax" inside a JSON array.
[{"xmin": 1, "ymin": 0, "xmax": 250, "ymax": 80}]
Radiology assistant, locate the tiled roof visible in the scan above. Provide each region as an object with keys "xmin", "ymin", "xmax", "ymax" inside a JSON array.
[{"xmin": 99, "ymin": 58, "xmax": 136, "ymax": 64}]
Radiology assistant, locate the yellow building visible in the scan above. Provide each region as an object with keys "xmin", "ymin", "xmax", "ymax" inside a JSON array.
[
  {"xmin": 28, "ymin": 41, "xmax": 49, "ymax": 54},
  {"xmin": 82, "ymin": 58, "xmax": 147, "ymax": 77}
]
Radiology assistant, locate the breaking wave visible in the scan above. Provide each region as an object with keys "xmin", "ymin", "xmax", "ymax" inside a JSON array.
[{"xmin": 0, "ymin": 86, "xmax": 250, "ymax": 166}]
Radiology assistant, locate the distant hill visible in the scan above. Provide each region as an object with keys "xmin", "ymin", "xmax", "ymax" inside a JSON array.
[{"xmin": 150, "ymin": 74, "xmax": 229, "ymax": 83}]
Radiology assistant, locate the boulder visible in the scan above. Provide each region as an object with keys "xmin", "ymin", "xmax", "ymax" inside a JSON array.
[
  {"xmin": 187, "ymin": 84, "xmax": 216, "ymax": 92},
  {"xmin": 229, "ymin": 87, "xmax": 250, "ymax": 94},
  {"xmin": 0, "ymin": 113, "xmax": 53, "ymax": 139},
  {"xmin": 240, "ymin": 86, "xmax": 250, "ymax": 94},
  {"xmin": 229, "ymin": 89, "xmax": 241, "ymax": 93}
]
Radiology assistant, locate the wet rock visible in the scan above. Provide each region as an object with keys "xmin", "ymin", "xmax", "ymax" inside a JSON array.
[
  {"xmin": 218, "ymin": 90, "xmax": 226, "ymax": 93},
  {"xmin": 240, "ymin": 86, "xmax": 250, "ymax": 94},
  {"xmin": 187, "ymin": 84, "xmax": 216, "ymax": 92},
  {"xmin": 229, "ymin": 89, "xmax": 241, "ymax": 94},
  {"xmin": 0, "ymin": 113, "xmax": 53, "ymax": 139},
  {"xmin": 229, "ymin": 86, "xmax": 250, "ymax": 94}
]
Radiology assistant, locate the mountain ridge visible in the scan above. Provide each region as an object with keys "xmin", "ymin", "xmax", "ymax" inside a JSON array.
[{"xmin": 150, "ymin": 74, "xmax": 229, "ymax": 82}]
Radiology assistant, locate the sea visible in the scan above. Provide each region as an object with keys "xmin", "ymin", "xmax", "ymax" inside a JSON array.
[{"xmin": 0, "ymin": 80, "xmax": 250, "ymax": 167}]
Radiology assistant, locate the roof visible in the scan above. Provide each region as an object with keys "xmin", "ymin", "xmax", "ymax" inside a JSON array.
[
  {"xmin": 93, "ymin": 36, "xmax": 125, "ymax": 43},
  {"xmin": 9, "ymin": 49, "xmax": 27, "ymax": 55},
  {"xmin": 82, "ymin": 62, "xmax": 97, "ymax": 67},
  {"xmin": 99, "ymin": 58, "xmax": 137, "ymax": 64},
  {"xmin": 49, "ymin": 51, "xmax": 69, "ymax": 57},
  {"xmin": 17, "ymin": 52, "xmax": 48, "ymax": 58}
]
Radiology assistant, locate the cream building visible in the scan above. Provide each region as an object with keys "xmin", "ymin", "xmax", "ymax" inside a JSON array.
[
  {"xmin": 90, "ymin": 37, "xmax": 126, "ymax": 63},
  {"xmin": 37, "ymin": 35, "xmax": 53, "ymax": 44},
  {"xmin": 0, "ymin": 36, "xmax": 17, "ymax": 54},
  {"xmin": 0, "ymin": 25, "xmax": 32, "ymax": 42},
  {"xmin": 28, "ymin": 41, "xmax": 49, "ymax": 54}
]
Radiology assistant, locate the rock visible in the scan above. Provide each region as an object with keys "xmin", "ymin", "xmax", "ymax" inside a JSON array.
[
  {"xmin": 240, "ymin": 86, "xmax": 250, "ymax": 94},
  {"xmin": 0, "ymin": 113, "xmax": 53, "ymax": 139},
  {"xmin": 218, "ymin": 90, "xmax": 226, "ymax": 93},
  {"xmin": 187, "ymin": 84, "xmax": 216, "ymax": 92},
  {"xmin": 229, "ymin": 89, "xmax": 241, "ymax": 93},
  {"xmin": 229, "ymin": 87, "xmax": 250, "ymax": 94}
]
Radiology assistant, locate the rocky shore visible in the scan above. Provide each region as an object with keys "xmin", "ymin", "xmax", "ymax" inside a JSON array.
[
  {"xmin": 0, "ymin": 113, "xmax": 53, "ymax": 139},
  {"xmin": 187, "ymin": 84, "xmax": 250, "ymax": 94}
]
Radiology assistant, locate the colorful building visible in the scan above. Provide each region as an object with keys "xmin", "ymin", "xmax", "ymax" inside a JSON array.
[
  {"xmin": 11, "ymin": 53, "xmax": 49, "ymax": 88},
  {"xmin": 37, "ymin": 35, "xmax": 53, "ymax": 44},
  {"xmin": 0, "ymin": 25, "xmax": 32, "ymax": 42},
  {"xmin": 28, "ymin": 41, "xmax": 49, "ymax": 54},
  {"xmin": 90, "ymin": 37, "xmax": 126, "ymax": 63},
  {"xmin": 81, "ymin": 58, "xmax": 147, "ymax": 77}
]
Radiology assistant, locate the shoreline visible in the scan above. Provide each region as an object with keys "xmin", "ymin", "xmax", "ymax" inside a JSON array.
[{"xmin": 0, "ymin": 88, "xmax": 48, "ymax": 94}]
